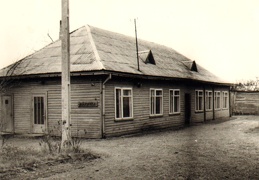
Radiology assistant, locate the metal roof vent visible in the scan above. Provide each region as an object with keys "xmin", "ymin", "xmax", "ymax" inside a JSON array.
[
  {"xmin": 138, "ymin": 50, "xmax": 156, "ymax": 65},
  {"xmin": 191, "ymin": 60, "xmax": 198, "ymax": 72}
]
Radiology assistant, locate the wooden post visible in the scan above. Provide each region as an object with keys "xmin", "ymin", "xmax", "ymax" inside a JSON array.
[
  {"xmin": 134, "ymin": 19, "xmax": 140, "ymax": 71},
  {"xmin": 61, "ymin": 0, "xmax": 71, "ymax": 147},
  {"xmin": 203, "ymin": 86, "xmax": 206, "ymax": 122}
]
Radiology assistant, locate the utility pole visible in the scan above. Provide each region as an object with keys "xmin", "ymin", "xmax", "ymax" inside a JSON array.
[{"xmin": 61, "ymin": 0, "xmax": 71, "ymax": 147}]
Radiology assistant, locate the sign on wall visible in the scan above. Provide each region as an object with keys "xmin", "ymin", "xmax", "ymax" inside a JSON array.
[{"xmin": 78, "ymin": 101, "xmax": 98, "ymax": 108}]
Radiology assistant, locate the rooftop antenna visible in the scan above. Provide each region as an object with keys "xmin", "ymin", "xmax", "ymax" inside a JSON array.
[{"xmin": 134, "ymin": 18, "xmax": 140, "ymax": 71}]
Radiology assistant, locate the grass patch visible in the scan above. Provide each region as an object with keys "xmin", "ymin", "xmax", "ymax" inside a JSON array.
[
  {"xmin": 0, "ymin": 141, "xmax": 100, "ymax": 174},
  {"xmin": 0, "ymin": 144, "xmax": 49, "ymax": 172}
]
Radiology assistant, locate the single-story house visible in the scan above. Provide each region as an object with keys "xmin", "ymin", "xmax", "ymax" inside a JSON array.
[{"xmin": 0, "ymin": 25, "xmax": 231, "ymax": 138}]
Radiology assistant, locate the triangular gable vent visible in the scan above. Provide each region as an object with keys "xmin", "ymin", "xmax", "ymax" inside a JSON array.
[
  {"xmin": 138, "ymin": 50, "xmax": 156, "ymax": 65},
  {"xmin": 191, "ymin": 60, "xmax": 198, "ymax": 72}
]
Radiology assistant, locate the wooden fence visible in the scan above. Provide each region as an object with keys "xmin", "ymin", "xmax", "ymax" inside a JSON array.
[{"xmin": 231, "ymin": 91, "xmax": 259, "ymax": 115}]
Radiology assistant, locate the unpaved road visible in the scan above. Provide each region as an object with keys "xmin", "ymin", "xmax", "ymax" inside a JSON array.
[{"xmin": 5, "ymin": 116, "xmax": 259, "ymax": 179}]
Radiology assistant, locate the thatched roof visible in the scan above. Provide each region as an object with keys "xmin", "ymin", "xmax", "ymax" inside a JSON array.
[{"xmin": 0, "ymin": 25, "xmax": 228, "ymax": 84}]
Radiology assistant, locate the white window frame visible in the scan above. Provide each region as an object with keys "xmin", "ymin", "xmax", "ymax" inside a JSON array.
[
  {"xmin": 195, "ymin": 90, "xmax": 204, "ymax": 112},
  {"xmin": 169, "ymin": 89, "xmax": 180, "ymax": 114},
  {"xmin": 205, "ymin": 91, "xmax": 213, "ymax": 111},
  {"xmin": 214, "ymin": 91, "xmax": 221, "ymax": 110},
  {"xmin": 114, "ymin": 87, "xmax": 133, "ymax": 120},
  {"xmin": 222, "ymin": 91, "xmax": 229, "ymax": 109},
  {"xmin": 150, "ymin": 88, "xmax": 163, "ymax": 116}
]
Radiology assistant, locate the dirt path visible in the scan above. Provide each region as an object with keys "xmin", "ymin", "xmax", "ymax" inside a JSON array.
[{"xmin": 4, "ymin": 116, "xmax": 259, "ymax": 179}]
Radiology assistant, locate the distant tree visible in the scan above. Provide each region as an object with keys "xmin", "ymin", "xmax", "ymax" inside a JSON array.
[
  {"xmin": 232, "ymin": 78, "xmax": 259, "ymax": 91},
  {"xmin": 0, "ymin": 61, "xmax": 22, "ymax": 94}
]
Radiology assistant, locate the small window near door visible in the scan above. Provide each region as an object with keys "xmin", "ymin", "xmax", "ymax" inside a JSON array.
[
  {"xmin": 34, "ymin": 96, "xmax": 44, "ymax": 125},
  {"xmin": 5, "ymin": 100, "xmax": 8, "ymax": 104}
]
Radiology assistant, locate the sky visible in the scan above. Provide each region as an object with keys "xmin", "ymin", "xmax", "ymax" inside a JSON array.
[{"xmin": 1, "ymin": 0, "xmax": 259, "ymax": 83}]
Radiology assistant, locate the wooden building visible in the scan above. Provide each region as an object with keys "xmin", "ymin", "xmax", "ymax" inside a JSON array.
[{"xmin": 0, "ymin": 25, "xmax": 231, "ymax": 138}]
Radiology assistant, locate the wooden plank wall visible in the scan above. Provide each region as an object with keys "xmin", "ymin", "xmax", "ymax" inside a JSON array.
[
  {"xmin": 214, "ymin": 87, "xmax": 230, "ymax": 119},
  {"xmin": 104, "ymin": 79, "xmax": 187, "ymax": 137},
  {"xmin": 3, "ymin": 78, "xmax": 102, "ymax": 138},
  {"xmin": 104, "ymin": 79, "xmax": 230, "ymax": 137},
  {"xmin": 70, "ymin": 80, "xmax": 102, "ymax": 138},
  {"xmin": 232, "ymin": 91, "xmax": 259, "ymax": 115},
  {"xmin": 190, "ymin": 86, "xmax": 230, "ymax": 123}
]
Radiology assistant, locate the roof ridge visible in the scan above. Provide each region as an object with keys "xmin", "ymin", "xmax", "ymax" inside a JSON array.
[{"xmin": 85, "ymin": 25, "xmax": 105, "ymax": 70}]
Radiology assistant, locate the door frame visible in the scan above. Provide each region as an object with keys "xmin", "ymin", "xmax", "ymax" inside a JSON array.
[
  {"xmin": 31, "ymin": 93, "xmax": 47, "ymax": 134},
  {"xmin": 1, "ymin": 94, "xmax": 14, "ymax": 133}
]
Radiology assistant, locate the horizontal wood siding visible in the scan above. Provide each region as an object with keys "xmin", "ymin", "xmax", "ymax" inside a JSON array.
[
  {"xmin": 1, "ymin": 78, "xmax": 101, "ymax": 138},
  {"xmin": 104, "ymin": 80, "xmax": 231, "ymax": 137},
  {"xmin": 12, "ymin": 84, "xmax": 33, "ymax": 133},
  {"xmin": 190, "ymin": 86, "xmax": 230, "ymax": 123},
  {"xmin": 214, "ymin": 87, "xmax": 230, "ymax": 119},
  {"xmin": 232, "ymin": 91, "xmax": 259, "ymax": 115},
  {"xmin": 47, "ymin": 90, "xmax": 62, "ymax": 136},
  {"xmin": 206, "ymin": 111, "xmax": 213, "ymax": 120},
  {"xmin": 104, "ymin": 80, "xmax": 186, "ymax": 137},
  {"xmin": 70, "ymin": 81, "xmax": 101, "ymax": 138}
]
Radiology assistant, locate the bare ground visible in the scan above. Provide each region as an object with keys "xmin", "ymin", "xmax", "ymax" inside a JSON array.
[{"xmin": 1, "ymin": 115, "xmax": 259, "ymax": 180}]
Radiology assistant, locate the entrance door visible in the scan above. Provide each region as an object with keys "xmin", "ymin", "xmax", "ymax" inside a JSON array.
[
  {"xmin": 185, "ymin": 93, "xmax": 191, "ymax": 125},
  {"xmin": 1, "ymin": 95, "xmax": 13, "ymax": 132},
  {"xmin": 32, "ymin": 95, "xmax": 46, "ymax": 133}
]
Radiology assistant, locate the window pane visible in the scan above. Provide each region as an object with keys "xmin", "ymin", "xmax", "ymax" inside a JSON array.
[
  {"xmin": 116, "ymin": 89, "xmax": 121, "ymax": 118},
  {"xmin": 217, "ymin": 97, "xmax": 220, "ymax": 108},
  {"xmin": 34, "ymin": 97, "xmax": 44, "ymax": 125},
  {"xmin": 199, "ymin": 96, "xmax": 203, "ymax": 110},
  {"xmin": 174, "ymin": 91, "xmax": 180, "ymax": 96},
  {"xmin": 123, "ymin": 97, "xmax": 130, "ymax": 117},
  {"xmin": 34, "ymin": 97, "xmax": 37, "ymax": 124},
  {"xmin": 156, "ymin": 90, "xmax": 162, "ymax": 96},
  {"xmin": 123, "ymin": 90, "xmax": 131, "ymax": 96},
  {"xmin": 174, "ymin": 96, "xmax": 179, "ymax": 112},
  {"xmin": 195, "ymin": 94, "xmax": 198, "ymax": 111},
  {"xmin": 156, "ymin": 96, "xmax": 161, "ymax": 114},
  {"xmin": 170, "ymin": 91, "xmax": 173, "ymax": 113},
  {"xmin": 151, "ymin": 90, "xmax": 155, "ymax": 114}
]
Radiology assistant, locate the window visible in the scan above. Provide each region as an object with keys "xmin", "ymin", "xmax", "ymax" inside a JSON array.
[
  {"xmin": 214, "ymin": 91, "xmax": 221, "ymax": 110},
  {"xmin": 115, "ymin": 88, "xmax": 133, "ymax": 120},
  {"xmin": 169, "ymin": 89, "xmax": 180, "ymax": 114},
  {"xmin": 222, "ymin": 91, "xmax": 228, "ymax": 109},
  {"xmin": 195, "ymin": 90, "xmax": 203, "ymax": 112},
  {"xmin": 34, "ymin": 96, "xmax": 45, "ymax": 125},
  {"xmin": 206, "ymin": 91, "xmax": 213, "ymax": 111},
  {"xmin": 150, "ymin": 89, "xmax": 163, "ymax": 116}
]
